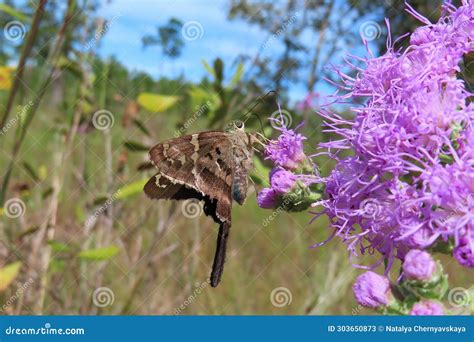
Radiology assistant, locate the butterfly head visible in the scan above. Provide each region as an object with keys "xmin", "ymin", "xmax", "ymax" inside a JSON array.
[{"xmin": 227, "ymin": 120, "xmax": 245, "ymax": 132}]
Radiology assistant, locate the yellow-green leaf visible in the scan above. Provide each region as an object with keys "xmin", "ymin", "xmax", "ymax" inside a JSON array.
[
  {"xmin": 78, "ymin": 246, "xmax": 119, "ymax": 261},
  {"xmin": 250, "ymin": 156, "xmax": 270, "ymax": 186},
  {"xmin": 201, "ymin": 59, "xmax": 215, "ymax": 78},
  {"xmin": 137, "ymin": 93, "xmax": 179, "ymax": 113},
  {"xmin": 0, "ymin": 4, "xmax": 30, "ymax": 22},
  {"xmin": 0, "ymin": 262, "xmax": 22, "ymax": 291},
  {"xmin": 115, "ymin": 178, "xmax": 148, "ymax": 200},
  {"xmin": 228, "ymin": 62, "xmax": 244, "ymax": 88}
]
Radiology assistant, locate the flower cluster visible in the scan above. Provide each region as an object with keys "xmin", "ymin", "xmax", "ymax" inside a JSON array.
[
  {"xmin": 314, "ymin": 1, "xmax": 474, "ymax": 270},
  {"xmin": 353, "ymin": 251, "xmax": 453, "ymax": 315},
  {"xmin": 257, "ymin": 120, "xmax": 321, "ymax": 212}
]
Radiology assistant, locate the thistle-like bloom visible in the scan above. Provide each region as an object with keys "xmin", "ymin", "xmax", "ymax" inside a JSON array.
[
  {"xmin": 410, "ymin": 300, "xmax": 445, "ymax": 316},
  {"xmin": 265, "ymin": 126, "xmax": 307, "ymax": 170},
  {"xmin": 352, "ymin": 271, "xmax": 392, "ymax": 309},
  {"xmin": 257, "ymin": 188, "xmax": 279, "ymax": 209},
  {"xmin": 270, "ymin": 168, "xmax": 297, "ymax": 194},
  {"xmin": 453, "ymin": 244, "xmax": 474, "ymax": 268},
  {"xmin": 313, "ymin": 1, "xmax": 474, "ymax": 270},
  {"xmin": 403, "ymin": 250, "xmax": 437, "ymax": 281}
]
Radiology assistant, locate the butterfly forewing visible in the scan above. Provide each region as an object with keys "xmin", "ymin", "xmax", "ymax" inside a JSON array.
[{"xmin": 145, "ymin": 129, "xmax": 255, "ymax": 287}]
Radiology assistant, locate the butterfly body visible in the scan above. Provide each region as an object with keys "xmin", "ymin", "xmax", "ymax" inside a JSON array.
[{"xmin": 144, "ymin": 122, "xmax": 256, "ymax": 287}]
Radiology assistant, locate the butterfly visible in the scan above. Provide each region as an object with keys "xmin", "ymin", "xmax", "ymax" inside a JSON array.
[{"xmin": 143, "ymin": 120, "xmax": 259, "ymax": 287}]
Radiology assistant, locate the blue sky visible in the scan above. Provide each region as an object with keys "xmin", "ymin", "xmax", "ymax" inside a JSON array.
[{"xmin": 94, "ymin": 0, "xmax": 346, "ymax": 103}]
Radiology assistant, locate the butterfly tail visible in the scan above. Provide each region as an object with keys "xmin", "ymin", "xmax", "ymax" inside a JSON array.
[{"xmin": 210, "ymin": 221, "xmax": 230, "ymax": 287}]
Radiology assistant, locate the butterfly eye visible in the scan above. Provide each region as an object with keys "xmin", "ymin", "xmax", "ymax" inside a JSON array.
[{"xmin": 234, "ymin": 120, "xmax": 244, "ymax": 129}]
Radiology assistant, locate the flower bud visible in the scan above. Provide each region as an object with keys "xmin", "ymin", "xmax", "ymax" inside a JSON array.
[
  {"xmin": 352, "ymin": 271, "xmax": 392, "ymax": 309},
  {"xmin": 410, "ymin": 300, "xmax": 445, "ymax": 315},
  {"xmin": 403, "ymin": 249, "xmax": 437, "ymax": 281}
]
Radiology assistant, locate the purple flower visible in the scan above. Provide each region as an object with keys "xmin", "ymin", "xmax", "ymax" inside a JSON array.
[
  {"xmin": 312, "ymin": 1, "xmax": 474, "ymax": 270},
  {"xmin": 453, "ymin": 244, "xmax": 474, "ymax": 268},
  {"xmin": 257, "ymin": 188, "xmax": 279, "ymax": 209},
  {"xmin": 403, "ymin": 250, "xmax": 437, "ymax": 281},
  {"xmin": 410, "ymin": 300, "xmax": 445, "ymax": 316},
  {"xmin": 265, "ymin": 126, "xmax": 306, "ymax": 170},
  {"xmin": 270, "ymin": 168, "xmax": 297, "ymax": 194},
  {"xmin": 352, "ymin": 271, "xmax": 392, "ymax": 309}
]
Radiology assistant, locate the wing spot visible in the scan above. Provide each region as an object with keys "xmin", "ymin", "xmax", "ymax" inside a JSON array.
[
  {"xmin": 191, "ymin": 134, "xmax": 199, "ymax": 152},
  {"xmin": 163, "ymin": 143, "xmax": 170, "ymax": 158}
]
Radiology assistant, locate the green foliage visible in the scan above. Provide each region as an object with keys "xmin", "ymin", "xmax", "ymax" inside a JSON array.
[
  {"xmin": 136, "ymin": 93, "xmax": 180, "ymax": 113},
  {"xmin": 115, "ymin": 179, "xmax": 149, "ymax": 200},
  {"xmin": 0, "ymin": 262, "xmax": 22, "ymax": 291},
  {"xmin": 0, "ymin": 3, "xmax": 29, "ymax": 22},
  {"xmin": 78, "ymin": 246, "xmax": 119, "ymax": 262}
]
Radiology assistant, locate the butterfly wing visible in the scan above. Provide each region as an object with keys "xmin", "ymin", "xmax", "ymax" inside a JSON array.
[
  {"xmin": 145, "ymin": 132, "xmax": 238, "ymax": 287},
  {"xmin": 147, "ymin": 131, "xmax": 235, "ymax": 223}
]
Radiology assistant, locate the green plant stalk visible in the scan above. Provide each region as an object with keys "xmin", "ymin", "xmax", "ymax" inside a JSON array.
[
  {"xmin": 0, "ymin": 0, "xmax": 76, "ymax": 205},
  {"xmin": 0, "ymin": 0, "xmax": 47, "ymax": 131}
]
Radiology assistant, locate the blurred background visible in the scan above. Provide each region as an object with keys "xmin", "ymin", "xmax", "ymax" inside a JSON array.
[{"xmin": 0, "ymin": 0, "xmax": 469, "ymax": 315}]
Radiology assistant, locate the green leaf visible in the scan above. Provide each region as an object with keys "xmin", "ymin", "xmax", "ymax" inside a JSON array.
[
  {"xmin": 75, "ymin": 205, "xmax": 86, "ymax": 224},
  {"xmin": 201, "ymin": 59, "xmax": 215, "ymax": 78},
  {"xmin": 57, "ymin": 56, "xmax": 83, "ymax": 79},
  {"xmin": 250, "ymin": 156, "xmax": 270, "ymax": 186},
  {"xmin": 22, "ymin": 161, "xmax": 39, "ymax": 182},
  {"xmin": 115, "ymin": 178, "xmax": 148, "ymax": 200},
  {"xmin": 132, "ymin": 119, "xmax": 151, "ymax": 137},
  {"xmin": 49, "ymin": 259, "xmax": 65, "ymax": 274},
  {"xmin": 123, "ymin": 140, "xmax": 150, "ymax": 152},
  {"xmin": 228, "ymin": 63, "xmax": 244, "ymax": 88},
  {"xmin": 137, "ymin": 93, "xmax": 179, "ymax": 113},
  {"xmin": 188, "ymin": 86, "xmax": 221, "ymax": 115},
  {"xmin": 47, "ymin": 240, "xmax": 71, "ymax": 253},
  {"xmin": 78, "ymin": 246, "xmax": 119, "ymax": 261},
  {"xmin": 213, "ymin": 58, "xmax": 224, "ymax": 84},
  {"xmin": 0, "ymin": 261, "xmax": 22, "ymax": 291},
  {"xmin": 0, "ymin": 4, "xmax": 30, "ymax": 22}
]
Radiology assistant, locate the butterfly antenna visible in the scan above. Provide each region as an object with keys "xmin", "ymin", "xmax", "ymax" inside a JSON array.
[{"xmin": 239, "ymin": 89, "xmax": 278, "ymax": 122}]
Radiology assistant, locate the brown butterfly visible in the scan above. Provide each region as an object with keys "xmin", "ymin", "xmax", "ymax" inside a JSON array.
[{"xmin": 143, "ymin": 121, "xmax": 258, "ymax": 287}]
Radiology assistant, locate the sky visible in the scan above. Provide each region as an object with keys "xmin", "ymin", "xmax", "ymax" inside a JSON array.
[
  {"xmin": 9, "ymin": 0, "xmax": 384, "ymax": 103},
  {"xmin": 94, "ymin": 0, "xmax": 336, "ymax": 103}
]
